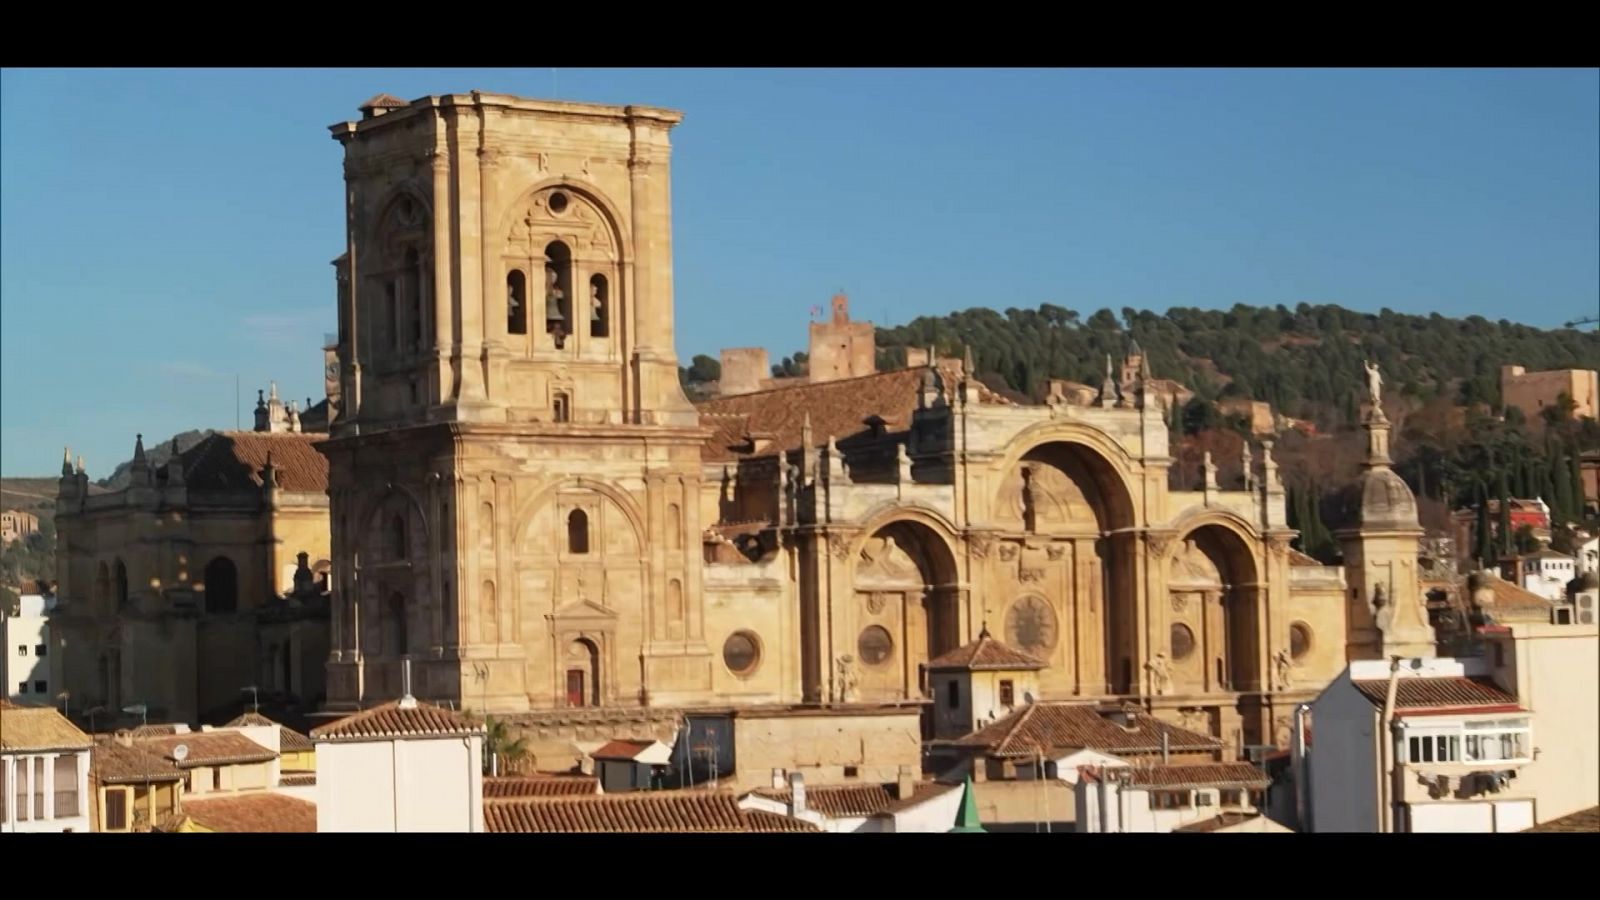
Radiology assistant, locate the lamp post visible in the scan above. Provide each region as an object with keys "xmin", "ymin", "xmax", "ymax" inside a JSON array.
[
  {"xmin": 87, "ymin": 706, "xmax": 107, "ymax": 734},
  {"xmin": 56, "ymin": 690, "xmax": 71, "ymax": 720}
]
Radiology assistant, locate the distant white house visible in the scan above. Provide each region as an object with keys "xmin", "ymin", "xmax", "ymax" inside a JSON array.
[
  {"xmin": 310, "ymin": 666, "xmax": 485, "ymax": 833},
  {"xmin": 3, "ymin": 591, "xmax": 55, "ymax": 704},
  {"xmin": 1511, "ymin": 548, "xmax": 1578, "ymax": 601},
  {"xmin": 1074, "ymin": 760, "xmax": 1275, "ymax": 833},
  {"xmin": 1, "ymin": 699, "xmax": 93, "ymax": 833},
  {"xmin": 738, "ymin": 768, "xmax": 964, "ymax": 833}
]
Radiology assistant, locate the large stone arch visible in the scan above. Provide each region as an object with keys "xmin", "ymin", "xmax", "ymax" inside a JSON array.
[
  {"xmin": 1164, "ymin": 519, "xmax": 1264, "ymax": 696},
  {"xmin": 369, "ymin": 183, "xmax": 434, "ymax": 263},
  {"xmin": 991, "ymin": 422, "xmax": 1142, "ymax": 531},
  {"xmin": 512, "ymin": 476, "xmax": 647, "ymax": 556},
  {"xmin": 847, "ymin": 515, "xmax": 962, "ymax": 702},
  {"xmin": 498, "ymin": 179, "xmax": 632, "ymax": 259}
]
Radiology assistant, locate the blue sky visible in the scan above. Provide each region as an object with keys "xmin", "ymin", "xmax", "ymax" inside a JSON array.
[{"xmin": 2, "ymin": 68, "xmax": 1597, "ymax": 476}]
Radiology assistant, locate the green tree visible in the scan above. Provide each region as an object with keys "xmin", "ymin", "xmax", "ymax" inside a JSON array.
[{"xmin": 481, "ymin": 715, "xmax": 529, "ymax": 775}]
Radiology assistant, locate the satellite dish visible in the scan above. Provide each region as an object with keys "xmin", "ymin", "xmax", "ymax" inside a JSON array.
[{"xmin": 173, "ymin": 744, "xmax": 189, "ymax": 762}]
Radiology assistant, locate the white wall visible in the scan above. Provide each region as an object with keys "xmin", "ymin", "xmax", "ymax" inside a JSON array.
[
  {"xmin": 1498, "ymin": 624, "xmax": 1600, "ymax": 824},
  {"xmin": 316, "ymin": 735, "xmax": 483, "ymax": 833},
  {"xmin": 2, "ymin": 749, "xmax": 91, "ymax": 833},
  {"xmin": 3, "ymin": 595, "xmax": 53, "ymax": 703},
  {"xmin": 1308, "ymin": 670, "xmax": 1382, "ymax": 833},
  {"xmin": 1074, "ymin": 779, "xmax": 1257, "ymax": 833},
  {"xmin": 882, "ymin": 786, "xmax": 965, "ymax": 833}
]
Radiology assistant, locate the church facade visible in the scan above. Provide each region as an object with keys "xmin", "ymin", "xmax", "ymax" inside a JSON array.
[{"xmin": 320, "ymin": 91, "xmax": 1352, "ymax": 751}]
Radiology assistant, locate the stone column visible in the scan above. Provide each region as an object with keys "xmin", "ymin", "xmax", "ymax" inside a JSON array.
[
  {"xmin": 478, "ymin": 144, "xmax": 504, "ymax": 404},
  {"xmin": 429, "ymin": 149, "xmax": 456, "ymax": 405}
]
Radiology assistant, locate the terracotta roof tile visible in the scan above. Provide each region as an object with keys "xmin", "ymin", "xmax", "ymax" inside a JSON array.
[
  {"xmin": 130, "ymin": 724, "xmax": 184, "ymax": 738},
  {"xmin": 1351, "ymin": 677, "xmax": 1521, "ymax": 714},
  {"xmin": 484, "ymin": 776, "xmax": 599, "ymax": 798},
  {"xmin": 486, "ymin": 791, "xmax": 754, "ymax": 833},
  {"xmin": 926, "ymin": 631, "xmax": 1046, "ymax": 671},
  {"xmin": 92, "ymin": 738, "xmax": 184, "ymax": 784},
  {"xmin": 1173, "ymin": 811, "xmax": 1269, "ymax": 832},
  {"xmin": 1081, "ymin": 763, "xmax": 1269, "ymax": 790},
  {"xmin": 749, "ymin": 783, "xmax": 897, "ymax": 818},
  {"xmin": 359, "ymin": 93, "xmax": 409, "ymax": 111},
  {"xmin": 138, "ymin": 732, "xmax": 277, "ymax": 767},
  {"xmin": 592, "ymin": 739, "xmax": 656, "ymax": 760},
  {"xmin": 0, "ymin": 704, "xmax": 93, "ymax": 752},
  {"xmin": 1480, "ymin": 577, "xmax": 1559, "ymax": 612},
  {"xmin": 310, "ymin": 700, "xmax": 484, "ymax": 741},
  {"xmin": 181, "ymin": 431, "xmax": 328, "ymax": 493},
  {"xmin": 956, "ymin": 702, "xmax": 1222, "ymax": 759},
  {"xmin": 695, "ymin": 363, "xmax": 995, "ymax": 462},
  {"xmin": 279, "ymin": 773, "xmax": 316, "ymax": 787},
  {"xmin": 1525, "ymin": 806, "xmax": 1599, "ymax": 833},
  {"xmin": 877, "ymin": 781, "xmax": 963, "ymax": 815},
  {"xmin": 744, "ymin": 809, "xmax": 823, "ymax": 832},
  {"xmin": 171, "ymin": 793, "xmax": 317, "ymax": 833},
  {"xmin": 226, "ymin": 712, "xmax": 314, "ymax": 752}
]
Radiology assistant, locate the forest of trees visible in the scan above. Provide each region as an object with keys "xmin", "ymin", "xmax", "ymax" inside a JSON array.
[{"xmin": 696, "ymin": 301, "xmax": 1600, "ymax": 564}]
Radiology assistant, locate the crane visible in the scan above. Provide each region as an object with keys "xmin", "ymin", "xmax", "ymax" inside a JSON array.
[{"xmin": 1564, "ymin": 315, "xmax": 1599, "ymax": 329}]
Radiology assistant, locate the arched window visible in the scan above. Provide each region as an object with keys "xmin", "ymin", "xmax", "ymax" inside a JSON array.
[
  {"xmin": 405, "ymin": 248, "xmax": 423, "ymax": 349},
  {"xmin": 386, "ymin": 592, "xmax": 408, "ymax": 657},
  {"xmin": 385, "ymin": 281, "xmax": 400, "ymax": 351},
  {"xmin": 95, "ymin": 562, "xmax": 111, "ymax": 615},
  {"xmin": 204, "ymin": 557, "xmax": 238, "ymax": 614},
  {"xmin": 567, "ymin": 509, "xmax": 589, "ymax": 555},
  {"xmin": 544, "ymin": 241, "xmax": 572, "ymax": 348},
  {"xmin": 391, "ymin": 515, "xmax": 407, "ymax": 560},
  {"xmin": 507, "ymin": 270, "xmax": 528, "ymax": 335},
  {"xmin": 589, "ymin": 274, "xmax": 609, "ymax": 338},
  {"xmin": 114, "ymin": 559, "xmax": 129, "ymax": 610}
]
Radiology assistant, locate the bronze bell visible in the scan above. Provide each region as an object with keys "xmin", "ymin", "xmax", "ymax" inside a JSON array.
[{"xmin": 544, "ymin": 269, "xmax": 565, "ymax": 322}]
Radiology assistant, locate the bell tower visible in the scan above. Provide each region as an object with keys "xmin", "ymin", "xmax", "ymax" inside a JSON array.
[{"xmin": 320, "ymin": 92, "xmax": 711, "ymax": 713}]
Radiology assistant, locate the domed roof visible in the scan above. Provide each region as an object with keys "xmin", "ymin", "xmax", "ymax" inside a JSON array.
[{"xmin": 1340, "ymin": 467, "xmax": 1419, "ymax": 530}]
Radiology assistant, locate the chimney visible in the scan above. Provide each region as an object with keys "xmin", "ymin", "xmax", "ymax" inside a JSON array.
[
  {"xmin": 399, "ymin": 657, "xmax": 418, "ymax": 709},
  {"xmin": 771, "ymin": 768, "xmax": 786, "ymax": 790},
  {"xmin": 787, "ymin": 771, "xmax": 806, "ymax": 816},
  {"xmin": 896, "ymin": 765, "xmax": 917, "ymax": 801},
  {"xmin": 115, "ymin": 729, "xmax": 134, "ymax": 748}
]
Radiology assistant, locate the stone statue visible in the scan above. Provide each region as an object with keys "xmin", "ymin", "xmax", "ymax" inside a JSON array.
[
  {"xmin": 291, "ymin": 551, "xmax": 317, "ymax": 599},
  {"xmin": 1145, "ymin": 652, "xmax": 1173, "ymax": 696},
  {"xmin": 1363, "ymin": 359, "xmax": 1383, "ymax": 406},
  {"xmin": 835, "ymin": 655, "xmax": 859, "ymax": 703},
  {"xmin": 1273, "ymin": 648, "xmax": 1294, "ymax": 691},
  {"xmin": 589, "ymin": 282, "xmax": 603, "ymax": 323}
]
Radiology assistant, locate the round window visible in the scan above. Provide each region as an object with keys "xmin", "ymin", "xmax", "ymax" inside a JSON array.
[
  {"xmin": 1170, "ymin": 623, "xmax": 1196, "ymax": 661},
  {"xmin": 723, "ymin": 631, "xmax": 761, "ymax": 676},
  {"xmin": 1289, "ymin": 622, "xmax": 1312, "ymax": 660},
  {"xmin": 858, "ymin": 625, "xmax": 894, "ymax": 667},
  {"xmin": 548, "ymin": 191, "xmax": 569, "ymax": 214}
]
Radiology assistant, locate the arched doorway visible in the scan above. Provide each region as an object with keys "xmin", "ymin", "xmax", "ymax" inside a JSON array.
[
  {"xmin": 997, "ymin": 440, "xmax": 1137, "ymax": 694},
  {"xmin": 1167, "ymin": 524, "xmax": 1261, "ymax": 694},
  {"xmin": 565, "ymin": 638, "xmax": 600, "ymax": 707},
  {"xmin": 851, "ymin": 520, "xmax": 960, "ymax": 701}
]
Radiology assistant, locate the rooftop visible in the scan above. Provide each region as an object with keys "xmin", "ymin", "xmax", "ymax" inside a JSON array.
[
  {"xmin": 926, "ymin": 629, "xmax": 1047, "ymax": 672},
  {"xmin": 484, "ymin": 775, "xmax": 600, "ymax": 798},
  {"xmin": 485, "ymin": 790, "xmax": 809, "ymax": 833},
  {"xmin": 956, "ymin": 702, "xmax": 1222, "ymax": 759},
  {"xmin": 180, "ymin": 431, "xmax": 328, "ymax": 493},
  {"xmin": 225, "ymin": 712, "xmax": 315, "ymax": 753},
  {"xmin": 1079, "ymin": 762, "xmax": 1271, "ymax": 790},
  {"xmin": 138, "ymin": 732, "xmax": 278, "ymax": 768},
  {"xmin": 748, "ymin": 783, "xmax": 900, "ymax": 818},
  {"xmin": 164, "ymin": 792, "xmax": 317, "ymax": 833},
  {"xmin": 91, "ymin": 738, "xmax": 184, "ymax": 784},
  {"xmin": 1351, "ymin": 676, "xmax": 1522, "ymax": 717},
  {"xmin": 0, "ymin": 702, "xmax": 93, "ymax": 753},
  {"xmin": 1524, "ymin": 806, "xmax": 1599, "ymax": 833},
  {"xmin": 310, "ymin": 700, "xmax": 485, "ymax": 742},
  {"xmin": 1173, "ymin": 812, "xmax": 1276, "ymax": 833}
]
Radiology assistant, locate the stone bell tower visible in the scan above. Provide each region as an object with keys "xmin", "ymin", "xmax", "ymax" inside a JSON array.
[
  {"xmin": 320, "ymin": 92, "xmax": 711, "ymax": 714},
  {"xmin": 1337, "ymin": 371, "xmax": 1434, "ymax": 661}
]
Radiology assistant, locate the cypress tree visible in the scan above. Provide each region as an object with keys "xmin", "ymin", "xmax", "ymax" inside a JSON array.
[{"xmin": 1475, "ymin": 482, "xmax": 1493, "ymax": 566}]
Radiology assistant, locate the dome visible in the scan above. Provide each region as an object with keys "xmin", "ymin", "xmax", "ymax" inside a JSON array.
[{"xmin": 1340, "ymin": 467, "xmax": 1419, "ymax": 530}]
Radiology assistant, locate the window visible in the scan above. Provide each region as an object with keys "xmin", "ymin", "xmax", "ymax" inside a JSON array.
[
  {"xmin": 1407, "ymin": 733, "xmax": 1461, "ymax": 763},
  {"xmin": 589, "ymin": 274, "xmax": 609, "ymax": 337},
  {"xmin": 1220, "ymin": 789, "xmax": 1244, "ymax": 807},
  {"xmin": 1196, "ymin": 792, "xmax": 1215, "ymax": 807},
  {"xmin": 507, "ymin": 270, "xmax": 528, "ymax": 335},
  {"xmin": 553, "ymin": 391, "xmax": 571, "ymax": 424},
  {"xmin": 544, "ymin": 241, "xmax": 572, "ymax": 348},
  {"xmin": 723, "ymin": 631, "xmax": 761, "ymax": 676},
  {"xmin": 35, "ymin": 644, "xmax": 46, "ymax": 657},
  {"xmin": 946, "ymin": 680, "xmax": 960, "ymax": 709},
  {"xmin": 33, "ymin": 681, "xmax": 46, "ymax": 694},
  {"xmin": 567, "ymin": 509, "xmax": 589, "ymax": 554},
  {"xmin": 203, "ymin": 557, "xmax": 238, "ymax": 614},
  {"xmin": 54, "ymin": 755, "xmax": 77, "ymax": 818},
  {"xmin": 17, "ymin": 681, "xmax": 27, "ymax": 694},
  {"xmin": 843, "ymin": 766, "xmax": 860, "ymax": 778},
  {"xmin": 213, "ymin": 768, "xmax": 223, "ymax": 792},
  {"xmin": 999, "ymin": 679, "xmax": 1015, "ymax": 707},
  {"xmin": 1464, "ymin": 719, "xmax": 1532, "ymax": 763},
  {"xmin": 391, "ymin": 515, "xmax": 408, "ymax": 560},
  {"xmin": 1149, "ymin": 790, "xmax": 1192, "ymax": 810},
  {"xmin": 15, "ymin": 645, "xmax": 25, "ymax": 656},
  {"xmin": 105, "ymin": 788, "xmax": 127, "ymax": 831}
]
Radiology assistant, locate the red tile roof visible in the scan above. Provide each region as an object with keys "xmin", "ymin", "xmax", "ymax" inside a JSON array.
[
  {"xmin": 226, "ymin": 712, "xmax": 315, "ymax": 752},
  {"xmin": 486, "ymin": 791, "xmax": 757, "ymax": 833},
  {"xmin": 956, "ymin": 703, "xmax": 1222, "ymax": 759},
  {"xmin": 181, "ymin": 431, "xmax": 328, "ymax": 493},
  {"xmin": 138, "ymin": 732, "xmax": 277, "ymax": 768},
  {"xmin": 1079, "ymin": 763, "xmax": 1269, "ymax": 790},
  {"xmin": 1173, "ymin": 811, "xmax": 1270, "ymax": 832},
  {"xmin": 926, "ymin": 630, "xmax": 1046, "ymax": 671},
  {"xmin": 743, "ymin": 808, "xmax": 824, "ymax": 833},
  {"xmin": 591, "ymin": 739, "xmax": 656, "ymax": 761},
  {"xmin": 1351, "ymin": 677, "xmax": 1521, "ymax": 715},
  {"xmin": 279, "ymin": 773, "xmax": 316, "ymax": 787},
  {"xmin": 484, "ymin": 776, "xmax": 600, "ymax": 798},
  {"xmin": 695, "ymin": 362, "xmax": 997, "ymax": 462},
  {"xmin": 92, "ymin": 738, "xmax": 184, "ymax": 784},
  {"xmin": 749, "ymin": 783, "xmax": 898, "ymax": 818},
  {"xmin": 171, "ymin": 792, "xmax": 317, "ymax": 833},
  {"xmin": 1525, "ymin": 806, "xmax": 1599, "ymax": 833},
  {"xmin": 310, "ymin": 700, "xmax": 484, "ymax": 742},
  {"xmin": 877, "ymin": 781, "xmax": 963, "ymax": 815},
  {"xmin": 0, "ymin": 704, "xmax": 92, "ymax": 752}
]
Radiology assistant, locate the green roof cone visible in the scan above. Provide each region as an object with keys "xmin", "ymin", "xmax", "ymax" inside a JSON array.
[{"xmin": 949, "ymin": 776, "xmax": 986, "ymax": 833}]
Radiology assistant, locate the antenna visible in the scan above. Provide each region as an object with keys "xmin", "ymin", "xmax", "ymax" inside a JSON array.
[{"xmin": 173, "ymin": 744, "xmax": 190, "ymax": 763}]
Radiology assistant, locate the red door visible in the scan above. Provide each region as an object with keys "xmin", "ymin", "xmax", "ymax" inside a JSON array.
[{"xmin": 566, "ymin": 669, "xmax": 586, "ymax": 707}]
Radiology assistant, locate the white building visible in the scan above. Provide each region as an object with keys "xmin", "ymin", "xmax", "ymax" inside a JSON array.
[
  {"xmin": 3, "ymin": 591, "xmax": 55, "ymax": 704},
  {"xmin": 1, "ymin": 699, "xmax": 93, "ymax": 832},
  {"xmin": 311, "ymin": 673, "xmax": 485, "ymax": 833},
  {"xmin": 1307, "ymin": 622, "xmax": 1598, "ymax": 833},
  {"xmin": 1513, "ymin": 548, "xmax": 1578, "ymax": 602},
  {"xmin": 1074, "ymin": 761, "xmax": 1275, "ymax": 833},
  {"xmin": 738, "ymin": 768, "xmax": 964, "ymax": 833}
]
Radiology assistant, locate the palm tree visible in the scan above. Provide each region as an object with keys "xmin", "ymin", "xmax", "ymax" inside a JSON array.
[{"xmin": 478, "ymin": 714, "xmax": 529, "ymax": 775}]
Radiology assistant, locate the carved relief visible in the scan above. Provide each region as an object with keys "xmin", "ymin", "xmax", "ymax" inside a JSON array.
[
  {"xmin": 1144, "ymin": 531, "xmax": 1176, "ymax": 560},
  {"xmin": 1019, "ymin": 567, "xmax": 1046, "ymax": 584},
  {"xmin": 1273, "ymin": 716, "xmax": 1292, "ymax": 749},
  {"xmin": 829, "ymin": 532, "xmax": 853, "ymax": 560},
  {"xmin": 1046, "ymin": 544, "xmax": 1066, "ymax": 561},
  {"xmin": 864, "ymin": 592, "xmax": 890, "ymax": 616},
  {"xmin": 1170, "ymin": 592, "xmax": 1189, "ymax": 614},
  {"xmin": 997, "ymin": 543, "xmax": 1020, "ymax": 562},
  {"xmin": 968, "ymin": 534, "xmax": 994, "ymax": 560},
  {"xmin": 857, "ymin": 534, "xmax": 917, "ymax": 579},
  {"xmin": 1178, "ymin": 707, "xmax": 1213, "ymax": 736},
  {"xmin": 1145, "ymin": 653, "xmax": 1173, "ymax": 696},
  {"xmin": 1267, "ymin": 534, "xmax": 1292, "ymax": 560}
]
